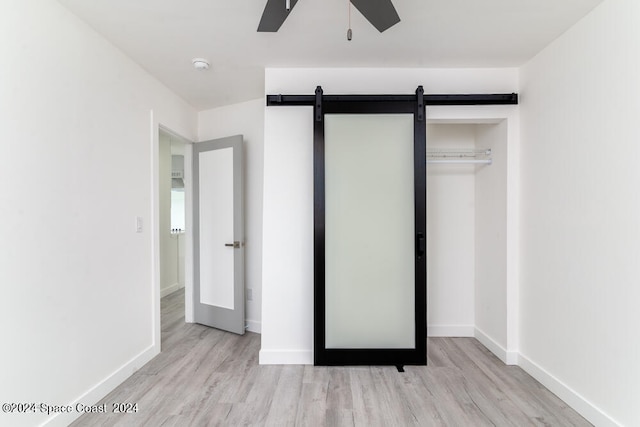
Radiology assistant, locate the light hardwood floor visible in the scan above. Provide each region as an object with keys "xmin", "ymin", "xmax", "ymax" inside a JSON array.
[{"xmin": 71, "ymin": 289, "xmax": 591, "ymax": 426}]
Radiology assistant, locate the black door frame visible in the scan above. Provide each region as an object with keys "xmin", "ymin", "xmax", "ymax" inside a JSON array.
[
  {"xmin": 266, "ymin": 87, "xmax": 518, "ymax": 367},
  {"xmin": 313, "ymin": 86, "xmax": 427, "ymax": 367}
]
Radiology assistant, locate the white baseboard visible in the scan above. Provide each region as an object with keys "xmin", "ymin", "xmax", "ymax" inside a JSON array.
[
  {"xmin": 259, "ymin": 349, "xmax": 313, "ymax": 365},
  {"xmin": 518, "ymin": 354, "xmax": 621, "ymax": 427},
  {"xmin": 474, "ymin": 327, "xmax": 518, "ymax": 365},
  {"xmin": 246, "ymin": 319, "xmax": 261, "ymax": 334},
  {"xmin": 428, "ymin": 324, "xmax": 475, "ymax": 337},
  {"xmin": 161, "ymin": 282, "xmax": 184, "ymax": 298},
  {"xmin": 43, "ymin": 344, "xmax": 159, "ymax": 427}
]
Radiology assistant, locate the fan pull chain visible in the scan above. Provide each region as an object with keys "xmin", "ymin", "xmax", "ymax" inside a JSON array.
[{"xmin": 347, "ymin": 0, "xmax": 352, "ymax": 40}]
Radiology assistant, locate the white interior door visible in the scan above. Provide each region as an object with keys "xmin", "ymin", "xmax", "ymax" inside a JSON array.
[{"xmin": 193, "ymin": 135, "xmax": 245, "ymax": 335}]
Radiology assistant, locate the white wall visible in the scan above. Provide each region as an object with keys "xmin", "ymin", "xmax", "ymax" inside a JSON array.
[
  {"xmin": 0, "ymin": 1, "xmax": 196, "ymax": 426},
  {"xmin": 475, "ymin": 122, "xmax": 510, "ymax": 354},
  {"xmin": 426, "ymin": 124, "xmax": 476, "ymax": 336},
  {"xmin": 261, "ymin": 68, "xmax": 519, "ymax": 364},
  {"xmin": 519, "ymin": 1, "xmax": 640, "ymax": 425},
  {"xmin": 198, "ymin": 98, "xmax": 265, "ymax": 333}
]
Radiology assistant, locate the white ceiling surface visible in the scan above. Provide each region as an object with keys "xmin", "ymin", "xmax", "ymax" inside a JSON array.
[{"xmin": 58, "ymin": 0, "xmax": 603, "ymax": 110}]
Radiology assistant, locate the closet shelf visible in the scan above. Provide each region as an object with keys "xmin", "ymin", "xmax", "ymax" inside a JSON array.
[{"xmin": 427, "ymin": 148, "xmax": 492, "ymax": 165}]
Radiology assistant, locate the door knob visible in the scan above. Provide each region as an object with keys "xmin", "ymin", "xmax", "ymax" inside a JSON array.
[{"xmin": 225, "ymin": 241, "xmax": 241, "ymax": 248}]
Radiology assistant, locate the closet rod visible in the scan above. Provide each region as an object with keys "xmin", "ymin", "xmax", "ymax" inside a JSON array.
[
  {"xmin": 427, "ymin": 159, "xmax": 492, "ymax": 165},
  {"xmin": 427, "ymin": 149, "xmax": 491, "ymax": 156}
]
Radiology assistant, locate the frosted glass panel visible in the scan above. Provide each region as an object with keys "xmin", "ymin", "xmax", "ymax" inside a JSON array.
[
  {"xmin": 325, "ymin": 114, "xmax": 415, "ymax": 349},
  {"xmin": 198, "ymin": 147, "xmax": 234, "ymax": 310}
]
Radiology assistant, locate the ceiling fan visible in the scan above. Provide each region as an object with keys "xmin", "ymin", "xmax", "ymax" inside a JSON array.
[{"xmin": 257, "ymin": 0, "xmax": 401, "ymax": 33}]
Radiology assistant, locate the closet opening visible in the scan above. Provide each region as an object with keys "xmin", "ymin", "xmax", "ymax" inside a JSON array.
[{"xmin": 427, "ymin": 121, "xmax": 509, "ymax": 348}]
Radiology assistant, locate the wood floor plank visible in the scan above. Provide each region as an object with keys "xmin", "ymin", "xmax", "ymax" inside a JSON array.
[
  {"xmin": 348, "ymin": 367, "xmax": 378, "ymax": 426},
  {"xmin": 325, "ymin": 367, "xmax": 355, "ymax": 427},
  {"xmin": 381, "ymin": 366, "xmax": 446, "ymax": 426},
  {"xmin": 231, "ymin": 365, "xmax": 281, "ymax": 425},
  {"xmin": 264, "ymin": 365, "xmax": 304, "ymax": 426},
  {"xmin": 294, "ymin": 381, "xmax": 329, "ymax": 426},
  {"xmin": 70, "ymin": 289, "xmax": 592, "ymax": 427}
]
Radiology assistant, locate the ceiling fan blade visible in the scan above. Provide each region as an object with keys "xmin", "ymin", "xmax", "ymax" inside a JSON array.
[
  {"xmin": 350, "ymin": 0, "xmax": 400, "ymax": 33},
  {"xmin": 257, "ymin": 0, "xmax": 299, "ymax": 32}
]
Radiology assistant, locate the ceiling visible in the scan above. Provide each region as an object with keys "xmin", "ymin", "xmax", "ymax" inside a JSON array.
[{"xmin": 57, "ymin": 0, "xmax": 603, "ymax": 110}]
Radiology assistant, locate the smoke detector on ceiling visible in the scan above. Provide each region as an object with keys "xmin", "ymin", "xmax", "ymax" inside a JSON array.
[{"xmin": 192, "ymin": 58, "xmax": 210, "ymax": 70}]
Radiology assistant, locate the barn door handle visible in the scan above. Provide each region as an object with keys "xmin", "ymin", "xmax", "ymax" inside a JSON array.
[{"xmin": 416, "ymin": 233, "xmax": 425, "ymax": 258}]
